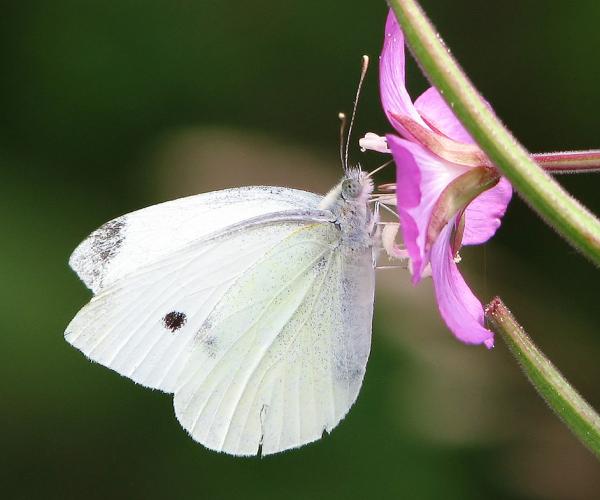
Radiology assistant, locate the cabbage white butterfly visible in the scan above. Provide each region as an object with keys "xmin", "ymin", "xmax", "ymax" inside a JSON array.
[{"xmin": 65, "ymin": 56, "xmax": 385, "ymax": 456}]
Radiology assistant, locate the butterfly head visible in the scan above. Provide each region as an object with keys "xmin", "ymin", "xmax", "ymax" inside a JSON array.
[
  {"xmin": 341, "ymin": 167, "xmax": 373, "ymax": 203},
  {"xmin": 319, "ymin": 167, "xmax": 373, "ymax": 211}
]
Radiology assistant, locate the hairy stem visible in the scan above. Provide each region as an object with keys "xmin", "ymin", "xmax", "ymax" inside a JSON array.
[
  {"xmin": 486, "ymin": 297, "xmax": 600, "ymax": 459},
  {"xmin": 533, "ymin": 150, "xmax": 600, "ymax": 174}
]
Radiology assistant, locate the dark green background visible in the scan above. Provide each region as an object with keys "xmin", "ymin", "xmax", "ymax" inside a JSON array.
[{"xmin": 2, "ymin": 1, "xmax": 599, "ymax": 499}]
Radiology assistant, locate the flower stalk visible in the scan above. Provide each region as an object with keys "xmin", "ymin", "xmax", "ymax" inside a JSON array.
[
  {"xmin": 387, "ymin": 0, "xmax": 600, "ymax": 266},
  {"xmin": 533, "ymin": 150, "xmax": 600, "ymax": 174},
  {"xmin": 485, "ymin": 297, "xmax": 600, "ymax": 459}
]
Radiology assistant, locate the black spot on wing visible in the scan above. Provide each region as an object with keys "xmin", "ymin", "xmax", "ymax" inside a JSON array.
[{"xmin": 163, "ymin": 311, "xmax": 187, "ymax": 332}]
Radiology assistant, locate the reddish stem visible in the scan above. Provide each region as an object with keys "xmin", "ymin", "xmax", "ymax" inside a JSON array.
[{"xmin": 533, "ymin": 150, "xmax": 600, "ymax": 174}]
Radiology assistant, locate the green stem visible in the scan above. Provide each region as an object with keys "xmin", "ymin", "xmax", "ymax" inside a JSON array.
[
  {"xmin": 533, "ymin": 150, "xmax": 600, "ymax": 174},
  {"xmin": 387, "ymin": 0, "xmax": 600, "ymax": 265},
  {"xmin": 485, "ymin": 297, "xmax": 600, "ymax": 459}
]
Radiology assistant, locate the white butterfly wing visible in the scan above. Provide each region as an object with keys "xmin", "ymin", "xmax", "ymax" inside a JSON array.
[
  {"xmin": 173, "ymin": 223, "xmax": 374, "ymax": 456},
  {"xmin": 69, "ymin": 186, "xmax": 322, "ymax": 293},
  {"xmin": 66, "ymin": 208, "xmax": 374, "ymax": 456},
  {"xmin": 66, "ymin": 211, "xmax": 332, "ymax": 393}
]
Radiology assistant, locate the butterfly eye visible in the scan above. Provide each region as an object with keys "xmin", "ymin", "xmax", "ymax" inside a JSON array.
[
  {"xmin": 342, "ymin": 179, "xmax": 361, "ymax": 199},
  {"xmin": 342, "ymin": 180, "xmax": 360, "ymax": 199}
]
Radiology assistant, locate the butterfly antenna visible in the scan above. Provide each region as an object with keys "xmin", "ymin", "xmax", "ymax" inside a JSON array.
[
  {"xmin": 344, "ymin": 54, "xmax": 370, "ymax": 171},
  {"xmin": 338, "ymin": 112, "xmax": 347, "ymax": 172}
]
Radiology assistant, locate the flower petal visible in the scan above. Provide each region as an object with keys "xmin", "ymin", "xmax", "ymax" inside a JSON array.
[
  {"xmin": 380, "ymin": 10, "xmax": 424, "ymax": 137},
  {"xmin": 414, "ymin": 86, "xmax": 475, "ymax": 144},
  {"xmin": 387, "ymin": 134, "xmax": 468, "ymax": 283},
  {"xmin": 431, "ymin": 223, "xmax": 494, "ymax": 348},
  {"xmin": 390, "ymin": 113, "xmax": 489, "ymax": 167},
  {"xmin": 462, "ymin": 177, "xmax": 513, "ymax": 246},
  {"xmin": 427, "ymin": 166, "xmax": 500, "ymax": 252}
]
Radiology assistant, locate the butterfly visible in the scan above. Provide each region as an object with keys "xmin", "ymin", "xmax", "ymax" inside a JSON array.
[
  {"xmin": 66, "ymin": 165, "xmax": 380, "ymax": 456},
  {"xmin": 65, "ymin": 56, "xmax": 390, "ymax": 456}
]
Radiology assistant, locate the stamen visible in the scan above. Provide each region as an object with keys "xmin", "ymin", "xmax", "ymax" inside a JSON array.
[
  {"xmin": 369, "ymin": 194, "xmax": 396, "ymax": 206},
  {"xmin": 381, "ymin": 223, "xmax": 409, "ymax": 260},
  {"xmin": 377, "ymin": 183, "xmax": 396, "ymax": 193}
]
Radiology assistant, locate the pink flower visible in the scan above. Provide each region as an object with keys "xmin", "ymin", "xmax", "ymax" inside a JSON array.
[{"xmin": 363, "ymin": 11, "xmax": 512, "ymax": 348}]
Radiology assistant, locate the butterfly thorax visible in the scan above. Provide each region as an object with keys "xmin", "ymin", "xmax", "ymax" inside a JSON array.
[{"xmin": 319, "ymin": 168, "xmax": 374, "ymax": 251}]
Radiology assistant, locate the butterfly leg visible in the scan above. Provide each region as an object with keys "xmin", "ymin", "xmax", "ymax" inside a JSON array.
[
  {"xmin": 377, "ymin": 202, "xmax": 399, "ymax": 219},
  {"xmin": 375, "ymin": 264, "xmax": 408, "ymax": 270}
]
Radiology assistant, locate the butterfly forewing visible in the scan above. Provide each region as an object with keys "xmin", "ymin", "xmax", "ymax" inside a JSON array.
[
  {"xmin": 69, "ymin": 187, "xmax": 322, "ymax": 293},
  {"xmin": 67, "ymin": 213, "xmax": 328, "ymax": 391}
]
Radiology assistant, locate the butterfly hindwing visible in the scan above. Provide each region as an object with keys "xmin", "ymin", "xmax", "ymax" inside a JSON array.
[{"xmin": 172, "ymin": 222, "xmax": 374, "ymax": 455}]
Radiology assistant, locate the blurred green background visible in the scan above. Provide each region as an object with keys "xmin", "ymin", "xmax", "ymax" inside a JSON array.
[{"xmin": 2, "ymin": 1, "xmax": 599, "ymax": 499}]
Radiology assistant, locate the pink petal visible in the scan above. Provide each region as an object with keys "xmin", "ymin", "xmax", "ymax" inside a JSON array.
[
  {"xmin": 390, "ymin": 113, "xmax": 488, "ymax": 167},
  {"xmin": 427, "ymin": 166, "xmax": 500, "ymax": 255},
  {"xmin": 431, "ymin": 223, "xmax": 494, "ymax": 348},
  {"xmin": 387, "ymin": 134, "xmax": 468, "ymax": 283},
  {"xmin": 462, "ymin": 177, "xmax": 513, "ymax": 246},
  {"xmin": 380, "ymin": 10, "xmax": 424, "ymax": 137},
  {"xmin": 414, "ymin": 87, "xmax": 475, "ymax": 144}
]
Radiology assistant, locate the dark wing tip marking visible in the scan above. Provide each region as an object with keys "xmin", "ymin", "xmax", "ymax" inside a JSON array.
[
  {"xmin": 75, "ymin": 216, "xmax": 127, "ymax": 290},
  {"xmin": 163, "ymin": 311, "xmax": 187, "ymax": 332},
  {"xmin": 92, "ymin": 218, "xmax": 126, "ymax": 263}
]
